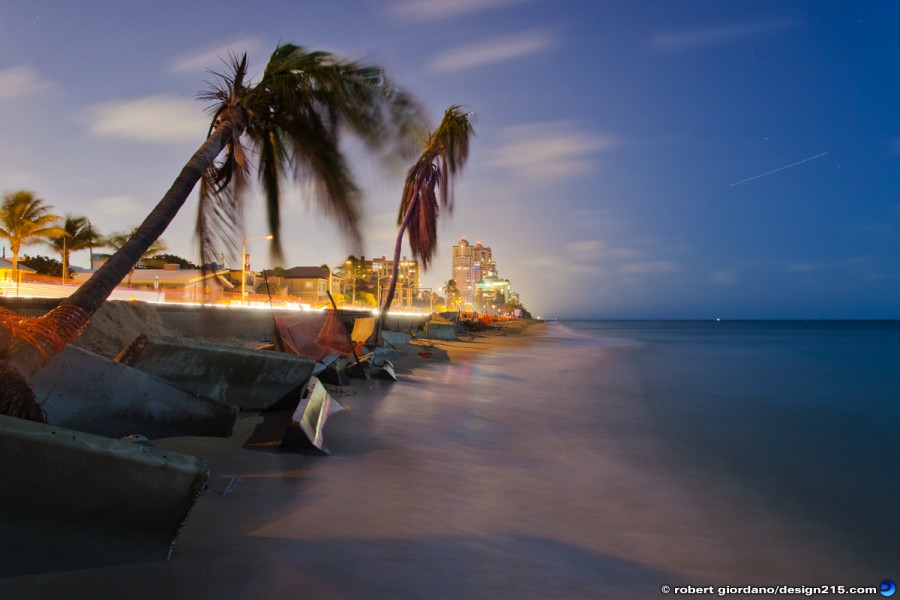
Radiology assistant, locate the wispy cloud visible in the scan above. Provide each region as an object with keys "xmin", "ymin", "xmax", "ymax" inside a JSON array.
[
  {"xmin": 0, "ymin": 65, "xmax": 53, "ymax": 102},
  {"xmin": 387, "ymin": 0, "xmax": 528, "ymax": 22},
  {"xmin": 651, "ymin": 18, "xmax": 798, "ymax": 52},
  {"xmin": 88, "ymin": 195, "xmax": 146, "ymax": 222},
  {"xmin": 81, "ymin": 94, "xmax": 207, "ymax": 144},
  {"xmin": 430, "ymin": 31, "xmax": 555, "ymax": 72},
  {"xmin": 488, "ymin": 121, "xmax": 618, "ymax": 181},
  {"xmin": 170, "ymin": 37, "xmax": 265, "ymax": 74},
  {"xmin": 710, "ymin": 269, "xmax": 737, "ymax": 285},
  {"xmin": 619, "ymin": 260, "xmax": 682, "ymax": 275}
]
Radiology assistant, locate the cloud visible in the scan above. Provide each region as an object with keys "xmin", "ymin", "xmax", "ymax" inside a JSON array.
[
  {"xmin": 430, "ymin": 31, "xmax": 555, "ymax": 72},
  {"xmin": 710, "ymin": 269, "xmax": 737, "ymax": 285},
  {"xmin": 651, "ymin": 18, "xmax": 798, "ymax": 52},
  {"xmin": 87, "ymin": 195, "xmax": 146, "ymax": 222},
  {"xmin": 387, "ymin": 0, "xmax": 528, "ymax": 21},
  {"xmin": 170, "ymin": 37, "xmax": 265, "ymax": 74},
  {"xmin": 488, "ymin": 122, "xmax": 618, "ymax": 181},
  {"xmin": 0, "ymin": 65, "xmax": 53, "ymax": 102},
  {"xmin": 619, "ymin": 260, "xmax": 682, "ymax": 275},
  {"xmin": 521, "ymin": 254, "xmax": 602, "ymax": 276},
  {"xmin": 81, "ymin": 94, "xmax": 207, "ymax": 144},
  {"xmin": 786, "ymin": 262, "xmax": 825, "ymax": 273}
]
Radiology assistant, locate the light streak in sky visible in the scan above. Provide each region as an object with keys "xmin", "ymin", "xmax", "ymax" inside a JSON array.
[{"xmin": 729, "ymin": 152, "xmax": 828, "ymax": 187}]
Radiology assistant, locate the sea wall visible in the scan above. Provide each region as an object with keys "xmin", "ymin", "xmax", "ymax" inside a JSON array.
[{"xmin": 0, "ymin": 298, "xmax": 429, "ymax": 341}]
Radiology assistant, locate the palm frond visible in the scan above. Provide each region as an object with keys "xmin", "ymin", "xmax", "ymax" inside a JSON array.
[
  {"xmin": 194, "ymin": 43, "xmax": 427, "ymax": 266},
  {"xmin": 399, "ymin": 106, "xmax": 474, "ymax": 268},
  {"xmin": 196, "ymin": 53, "xmax": 252, "ymax": 267}
]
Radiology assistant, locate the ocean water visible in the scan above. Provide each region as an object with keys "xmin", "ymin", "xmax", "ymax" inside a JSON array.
[
  {"xmin": 561, "ymin": 320, "xmax": 900, "ymax": 543},
  {"xmin": 386, "ymin": 319, "xmax": 900, "ymax": 595}
]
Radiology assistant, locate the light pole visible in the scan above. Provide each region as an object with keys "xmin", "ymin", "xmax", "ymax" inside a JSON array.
[{"xmin": 241, "ymin": 234, "xmax": 273, "ymax": 305}]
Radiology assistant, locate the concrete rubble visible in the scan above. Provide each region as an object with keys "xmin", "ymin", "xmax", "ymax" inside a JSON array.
[
  {"xmin": 114, "ymin": 334, "xmax": 316, "ymax": 410},
  {"xmin": 280, "ymin": 376, "xmax": 345, "ymax": 454},
  {"xmin": 0, "ymin": 301, "xmax": 431, "ymax": 578},
  {"xmin": 0, "ymin": 414, "xmax": 208, "ymax": 577},
  {"xmin": 31, "ymin": 344, "xmax": 237, "ymax": 439}
]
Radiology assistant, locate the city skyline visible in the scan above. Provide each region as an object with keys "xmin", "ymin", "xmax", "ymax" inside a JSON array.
[{"xmin": 2, "ymin": 2, "xmax": 899, "ymax": 319}]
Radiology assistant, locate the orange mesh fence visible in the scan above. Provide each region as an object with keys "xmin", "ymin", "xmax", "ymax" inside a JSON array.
[
  {"xmin": 315, "ymin": 310, "xmax": 355, "ymax": 355},
  {"xmin": 275, "ymin": 315, "xmax": 335, "ymax": 362},
  {"xmin": 0, "ymin": 304, "xmax": 91, "ymax": 364}
]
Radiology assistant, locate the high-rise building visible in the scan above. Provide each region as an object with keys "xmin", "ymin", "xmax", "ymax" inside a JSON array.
[
  {"xmin": 451, "ymin": 237, "xmax": 476, "ymax": 307},
  {"xmin": 367, "ymin": 255, "xmax": 420, "ymax": 308},
  {"xmin": 473, "ymin": 242, "xmax": 496, "ymax": 278}
]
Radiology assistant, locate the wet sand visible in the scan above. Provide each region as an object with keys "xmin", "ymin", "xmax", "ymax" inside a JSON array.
[{"xmin": 6, "ymin": 320, "xmax": 560, "ymax": 599}]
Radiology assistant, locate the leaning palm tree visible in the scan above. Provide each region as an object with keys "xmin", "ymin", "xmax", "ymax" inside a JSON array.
[
  {"xmin": 49, "ymin": 215, "xmax": 102, "ymax": 280},
  {"xmin": 379, "ymin": 107, "xmax": 473, "ymax": 321},
  {"xmin": 0, "ymin": 191, "xmax": 66, "ymax": 284},
  {"xmin": 0, "ymin": 44, "xmax": 426, "ymax": 421}
]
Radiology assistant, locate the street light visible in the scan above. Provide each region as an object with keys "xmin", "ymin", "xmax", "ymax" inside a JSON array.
[{"xmin": 241, "ymin": 234, "xmax": 273, "ymax": 305}]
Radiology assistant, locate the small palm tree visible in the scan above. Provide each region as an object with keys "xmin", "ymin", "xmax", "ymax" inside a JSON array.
[
  {"xmin": 0, "ymin": 191, "xmax": 66, "ymax": 284},
  {"xmin": 0, "ymin": 44, "xmax": 425, "ymax": 421},
  {"xmin": 104, "ymin": 228, "xmax": 167, "ymax": 286},
  {"xmin": 104, "ymin": 228, "xmax": 167, "ymax": 264},
  {"xmin": 49, "ymin": 215, "xmax": 102, "ymax": 280},
  {"xmin": 443, "ymin": 279, "xmax": 461, "ymax": 310},
  {"xmin": 379, "ymin": 107, "xmax": 473, "ymax": 320}
]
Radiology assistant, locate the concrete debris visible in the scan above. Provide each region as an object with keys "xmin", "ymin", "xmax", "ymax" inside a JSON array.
[
  {"xmin": 115, "ymin": 335, "xmax": 315, "ymax": 410},
  {"xmin": 31, "ymin": 344, "xmax": 237, "ymax": 440},
  {"xmin": 281, "ymin": 376, "xmax": 345, "ymax": 454},
  {"xmin": 0, "ymin": 414, "xmax": 208, "ymax": 577}
]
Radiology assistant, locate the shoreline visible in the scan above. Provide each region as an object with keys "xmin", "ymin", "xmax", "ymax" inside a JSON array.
[{"xmin": 401, "ymin": 318, "xmax": 547, "ymax": 366}]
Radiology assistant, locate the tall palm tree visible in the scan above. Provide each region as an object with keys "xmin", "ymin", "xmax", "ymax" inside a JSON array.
[
  {"xmin": 49, "ymin": 215, "xmax": 102, "ymax": 280},
  {"xmin": 379, "ymin": 107, "xmax": 473, "ymax": 320},
  {"xmin": 0, "ymin": 44, "xmax": 426, "ymax": 421},
  {"xmin": 0, "ymin": 191, "xmax": 66, "ymax": 283}
]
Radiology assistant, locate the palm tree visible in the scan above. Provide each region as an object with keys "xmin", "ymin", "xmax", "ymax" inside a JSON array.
[
  {"xmin": 0, "ymin": 44, "xmax": 426, "ymax": 421},
  {"xmin": 0, "ymin": 191, "xmax": 66, "ymax": 284},
  {"xmin": 49, "ymin": 215, "xmax": 102, "ymax": 280},
  {"xmin": 103, "ymin": 228, "xmax": 167, "ymax": 286},
  {"xmin": 379, "ymin": 107, "xmax": 473, "ymax": 320},
  {"xmin": 443, "ymin": 279, "xmax": 461, "ymax": 310}
]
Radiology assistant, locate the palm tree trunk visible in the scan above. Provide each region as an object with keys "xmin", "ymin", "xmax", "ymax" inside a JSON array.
[
  {"xmin": 378, "ymin": 196, "xmax": 417, "ymax": 326},
  {"xmin": 62, "ymin": 121, "xmax": 235, "ymax": 317},
  {"xmin": 1, "ymin": 119, "xmax": 237, "ymax": 413}
]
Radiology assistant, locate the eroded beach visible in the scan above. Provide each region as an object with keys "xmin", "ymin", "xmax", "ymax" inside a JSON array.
[{"xmin": 6, "ymin": 318, "xmax": 895, "ymax": 599}]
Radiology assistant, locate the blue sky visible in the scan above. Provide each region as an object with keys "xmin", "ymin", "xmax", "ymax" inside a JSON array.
[{"xmin": 1, "ymin": 1, "xmax": 899, "ymax": 319}]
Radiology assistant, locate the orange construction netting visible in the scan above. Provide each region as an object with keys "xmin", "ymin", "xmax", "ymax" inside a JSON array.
[
  {"xmin": 0, "ymin": 304, "xmax": 92, "ymax": 364},
  {"xmin": 315, "ymin": 309, "xmax": 355, "ymax": 355}
]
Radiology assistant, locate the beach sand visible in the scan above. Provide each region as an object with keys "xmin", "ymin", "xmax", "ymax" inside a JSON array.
[{"xmin": 4, "ymin": 320, "xmax": 551, "ymax": 599}]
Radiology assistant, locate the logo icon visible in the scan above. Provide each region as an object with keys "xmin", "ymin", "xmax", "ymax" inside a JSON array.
[{"xmin": 881, "ymin": 580, "xmax": 897, "ymax": 598}]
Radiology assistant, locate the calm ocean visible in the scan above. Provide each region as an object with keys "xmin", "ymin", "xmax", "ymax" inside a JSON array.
[
  {"xmin": 396, "ymin": 319, "xmax": 900, "ymax": 594},
  {"xmin": 541, "ymin": 319, "xmax": 900, "ymax": 584}
]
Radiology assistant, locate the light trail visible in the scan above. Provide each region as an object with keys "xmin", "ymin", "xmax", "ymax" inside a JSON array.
[{"xmin": 729, "ymin": 151, "xmax": 828, "ymax": 187}]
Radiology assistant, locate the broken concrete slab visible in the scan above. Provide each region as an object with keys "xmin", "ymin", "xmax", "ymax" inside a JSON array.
[
  {"xmin": 115, "ymin": 335, "xmax": 315, "ymax": 411},
  {"xmin": 31, "ymin": 344, "xmax": 237, "ymax": 440},
  {"xmin": 417, "ymin": 322, "xmax": 458, "ymax": 340},
  {"xmin": 281, "ymin": 376, "xmax": 344, "ymax": 454},
  {"xmin": 381, "ymin": 331, "xmax": 411, "ymax": 345},
  {"xmin": 0, "ymin": 414, "xmax": 208, "ymax": 577}
]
